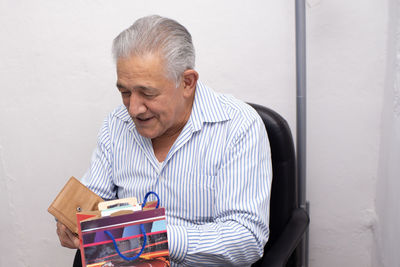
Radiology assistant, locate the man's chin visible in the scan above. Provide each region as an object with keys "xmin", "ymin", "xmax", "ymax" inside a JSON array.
[{"xmin": 136, "ymin": 128, "xmax": 159, "ymax": 139}]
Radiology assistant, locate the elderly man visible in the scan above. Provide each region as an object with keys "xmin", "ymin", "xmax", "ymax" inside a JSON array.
[{"xmin": 57, "ymin": 15, "xmax": 272, "ymax": 266}]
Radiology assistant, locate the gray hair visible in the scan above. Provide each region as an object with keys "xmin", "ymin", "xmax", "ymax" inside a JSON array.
[{"xmin": 112, "ymin": 15, "xmax": 195, "ymax": 86}]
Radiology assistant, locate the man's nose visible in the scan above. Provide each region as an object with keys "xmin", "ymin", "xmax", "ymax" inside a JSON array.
[{"xmin": 128, "ymin": 94, "xmax": 147, "ymax": 117}]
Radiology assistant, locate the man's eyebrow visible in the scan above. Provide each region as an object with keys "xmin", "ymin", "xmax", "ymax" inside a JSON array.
[
  {"xmin": 116, "ymin": 83, "xmax": 158, "ymax": 92},
  {"xmin": 136, "ymin": 86, "xmax": 158, "ymax": 92},
  {"xmin": 116, "ymin": 82, "xmax": 126, "ymax": 90}
]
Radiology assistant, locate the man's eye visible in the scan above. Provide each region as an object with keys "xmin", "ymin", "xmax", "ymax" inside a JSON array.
[
  {"xmin": 143, "ymin": 92, "xmax": 156, "ymax": 98},
  {"xmin": 121, "ymin": 92, "xmax": 131, "ymax": 97}
]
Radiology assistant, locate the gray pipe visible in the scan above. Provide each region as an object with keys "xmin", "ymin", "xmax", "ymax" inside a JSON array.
[
  {"xmin": 295, "ymin": 0, "xmax": 309, "ymax": 266},
  {"xmin": 295, "ymin": 0, "xmax": 306, "ymax": 209}
]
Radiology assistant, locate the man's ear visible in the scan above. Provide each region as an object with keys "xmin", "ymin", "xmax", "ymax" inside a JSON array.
[{"xmin": 182, "ymin": 69, "xmax": 199, "ymax": 98}]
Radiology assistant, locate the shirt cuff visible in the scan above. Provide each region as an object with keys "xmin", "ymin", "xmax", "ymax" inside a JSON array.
[
  {"xmin": 186, "ymin": 226, "xmax": 200, "ymax": 252},
  {"xmin": 167, "ymin": 224, "xmax": 188, "ymax": 263}
]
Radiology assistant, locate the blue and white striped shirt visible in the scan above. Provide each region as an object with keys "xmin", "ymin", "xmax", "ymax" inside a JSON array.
[{"xmin": 82, "ymin": 82, "xmax": 272, "ymax": 266}]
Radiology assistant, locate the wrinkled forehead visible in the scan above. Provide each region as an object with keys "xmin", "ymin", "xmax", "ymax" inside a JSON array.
[
  {"xmin": 115, "ymin": 53, "xmax": 178, "ymax": 88},
  {"xmin": 116, "ymin": 52, "xmax": 173, "ymax": 80}
]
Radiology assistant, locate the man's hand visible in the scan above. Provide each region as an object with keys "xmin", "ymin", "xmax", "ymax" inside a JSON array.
[{"xmin": 56, "ymin": 221, "xmax": 80, "ymax": 249}]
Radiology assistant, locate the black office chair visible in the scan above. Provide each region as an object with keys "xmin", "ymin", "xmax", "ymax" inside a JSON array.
[
  {"xmin": 249, "ymin": 103, "xmax": 309, "ymax": 267},
  {"xmin": 73, "ymin": 249, "xmax": 81, "ymax": 267},
  {"xmin": 73, "ymin": 104, "xmax": 309, "ymax": 267}
]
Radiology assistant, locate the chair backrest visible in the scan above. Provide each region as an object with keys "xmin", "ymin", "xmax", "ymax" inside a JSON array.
[{"xmin": 248, "ymin": 103, "xmax": 298, "ymax": 250}]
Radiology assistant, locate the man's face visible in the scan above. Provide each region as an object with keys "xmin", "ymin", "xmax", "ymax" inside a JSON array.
[{"xmin": 116, "ymin": 53, "xmax": 191, "ymax": 141}]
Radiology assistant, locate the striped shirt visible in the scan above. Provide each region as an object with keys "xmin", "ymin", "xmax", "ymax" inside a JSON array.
[{"xmin": 82, "ymin": 82, "xmax": 272, "ymax": 266}]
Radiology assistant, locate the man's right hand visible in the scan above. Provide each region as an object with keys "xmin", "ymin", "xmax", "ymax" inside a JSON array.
[{"xmin": 56, "ymin": 221, "xmax": 80, "ymax": 249}]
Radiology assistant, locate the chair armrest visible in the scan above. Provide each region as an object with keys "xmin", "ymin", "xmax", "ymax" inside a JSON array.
[{"xmin": 260, "ymin": 208, "xmax": 309, "ymax": 267}]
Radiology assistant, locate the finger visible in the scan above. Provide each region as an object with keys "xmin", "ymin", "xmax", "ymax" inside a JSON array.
[
  {"xmin": 65, "ymin": 227, "xmax": 80, "ymax": 249},
  {"xmin": 56, "ymin": 222, "xmax": 78, "ymax": 249},
  {"xmin": 73, "ymin": 236, "xmax": 80, "ymax": 248},
  {"xmin": 56, "ymin": 222, "xmax": 70, "ymax": 247}
]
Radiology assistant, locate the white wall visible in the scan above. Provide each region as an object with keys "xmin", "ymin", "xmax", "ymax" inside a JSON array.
[
  {"xmin": 0, "ymin": 1, "xmax": 391, "ymax": 266},
  {"xmin": 307, "ymin": 1, "xmax": 387, "ymax": 266},
  {"xmin": 373, "ymin": 0, "xmax": 400, "ymax": 266}
]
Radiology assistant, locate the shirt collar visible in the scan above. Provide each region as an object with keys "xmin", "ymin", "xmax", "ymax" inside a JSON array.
[
  {"xmin": 189, "ymin": 81, "xmax": 230, "ymax": 131},
  {"xmin": 114, "ymin": 105, "xmax": 132, "ymax": 123}
]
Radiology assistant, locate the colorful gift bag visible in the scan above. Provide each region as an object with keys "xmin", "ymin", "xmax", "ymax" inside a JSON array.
[{"xmin": 77, "ymin": 192, "xmax": 170, "ymax": 267}]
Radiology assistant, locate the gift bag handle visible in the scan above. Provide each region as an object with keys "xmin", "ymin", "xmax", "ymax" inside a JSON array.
[
  {"xmin": 105, "ymin": 225, "xmax": 147, "ymax": 261},
  {"xmin": 142, "ymin": 191, "xmax": 160, "ymax": 209},
  {"xmin": 104, "ymin": 191, "xmax": 160, "ymax": 261}
]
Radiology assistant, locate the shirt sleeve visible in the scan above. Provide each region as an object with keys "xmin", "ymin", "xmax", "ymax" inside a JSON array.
[
  {"xmin": 167, "ymin": 114, "xmax": 272, "ymax": 266},
  {"xmin": 81, "ymin": 116, "xmax": 117, "ymax": 200}
]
